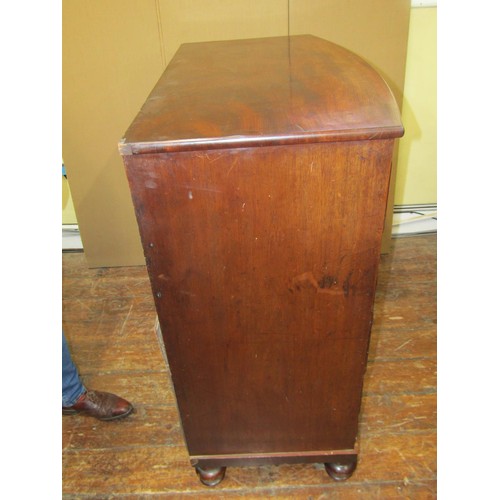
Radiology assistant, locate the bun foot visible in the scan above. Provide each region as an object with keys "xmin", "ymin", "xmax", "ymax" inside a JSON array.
[
  {"xmin": 195, "ymin": 466, "xmax": 226, "ymax": 486},
  {"xmin": 325, "ymin": 456, "xmax": 357, "ymax": 481}
]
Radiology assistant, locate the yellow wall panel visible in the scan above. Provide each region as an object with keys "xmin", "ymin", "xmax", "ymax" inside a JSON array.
[
  {"xmin": 62, "ymin": 177, "xmax": 78, "ymax": 225},
  {"xmin": 159, "ymin": 0, "xmax": 289, "ymax": 65},
  {"xmin": 395, "ymin": 7, "xmax": 437, "ymax": 205},
  {"xmin": 63, "ymin": 0, "xmax": 164, "ymax": 266}
]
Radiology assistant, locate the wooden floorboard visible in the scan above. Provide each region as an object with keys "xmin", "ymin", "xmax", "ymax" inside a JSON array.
[{"xmin": 62, "ymin": 234, "xmax": 437, "ymax": 498}]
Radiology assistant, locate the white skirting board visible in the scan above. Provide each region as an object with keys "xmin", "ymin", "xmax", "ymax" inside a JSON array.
[
  {"xmin": 411, "ymin": 0, "xmax": 436, "ymax": 7},
  {"xmin": 62, "ymin": 224, "xmax": 83, "ymax": 250},
  {"xmin": 392, "ymin": 204, "xmax": 437, "ymax": 237}
]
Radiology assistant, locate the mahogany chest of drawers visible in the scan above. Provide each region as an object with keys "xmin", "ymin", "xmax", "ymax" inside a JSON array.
[{"xmin": 120, "ymin": 35, "xmax": 403, "ymax": 486}]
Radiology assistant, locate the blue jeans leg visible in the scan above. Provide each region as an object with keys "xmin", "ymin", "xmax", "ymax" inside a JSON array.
[{"xmin": 62, "ymin": 331, "xmax": 86, "ymax": 407}]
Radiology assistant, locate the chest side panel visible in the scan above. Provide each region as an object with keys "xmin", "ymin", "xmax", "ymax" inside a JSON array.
[{"xmin": 124, "ymin": 139, "xmax": 393, "ymax": 456}]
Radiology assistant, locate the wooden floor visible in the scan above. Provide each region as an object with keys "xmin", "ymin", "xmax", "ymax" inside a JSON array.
[{"xmin": 62, "ymin": 234, "xmax": 436, "ymax": 499}]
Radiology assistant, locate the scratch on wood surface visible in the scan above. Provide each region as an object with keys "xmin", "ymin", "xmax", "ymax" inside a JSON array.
[
  {"xmin": 394, "ymin": 339, "xmax": 413, "ymax": 351},
  {"xmin": 388, "ymin": 419, "xmax": 413, "ymax": 428},
  {"xmin": 63, "ymin": 430, "xmax": 75, "ymax": 451},
  {"xmin": 180, "ymin": 184, "xmax": 222, "ymax": 194},
  {"xmin": 195, "ymin": 153, "xmax": 206, "ymax": 160},
  {"xmin": 118, "ymin": 304, "xmax": 134, "ymax": 337},
  {"xmin": 90, "ymin": 279, "xmax": 99, "ymax": 296},
  {"xmin": 208, "ymin": 153, "xmax": 225, "ymax": 164},
  {"xmin": 74, "ymin": 299, "xmax": 95, "ymax": 312},
  {"xmin": 226, "ymin": 157, "xmax": 238, "ymax": 177}
]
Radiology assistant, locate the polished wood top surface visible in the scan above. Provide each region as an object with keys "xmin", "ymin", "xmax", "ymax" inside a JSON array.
[{"xmin": 120, "ymin": 35, "xmax": 403, "ymax": 155}]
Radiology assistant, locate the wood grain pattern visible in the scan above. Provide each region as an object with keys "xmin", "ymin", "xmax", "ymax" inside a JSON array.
[
  {"xmin": 123, "ymin": 139, "xmax": 394, "ymax": 461},
  {"xmin": 62, "ymin": 234, "xmax": 436, "ymax": 496},
  {"xmin": 119, "ymin": 35, "xmax": 405, "ymax": 477},
  {"xmin": 120, "ymin": 35, "xmax": 403, "ymax": 154}
]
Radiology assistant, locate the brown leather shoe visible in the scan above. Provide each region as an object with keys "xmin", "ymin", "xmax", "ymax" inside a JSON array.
[{"xmin": 62, "ymin": 390, "xmax": 133, "ymax": 421}]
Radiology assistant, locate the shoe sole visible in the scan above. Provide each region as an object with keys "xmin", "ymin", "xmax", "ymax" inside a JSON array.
[{"xmin": 62, "ymin": 406, "xmax": 134, "ymax": 421}]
